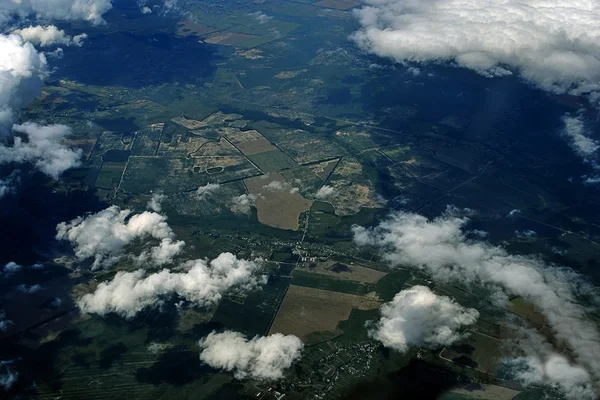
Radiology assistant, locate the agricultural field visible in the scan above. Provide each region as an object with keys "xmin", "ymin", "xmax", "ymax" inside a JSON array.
[
  {"xmin": 291, "ymin": 270, "xmax": 377, "ymax": 296},
  {"xmin": 296, "ymin": 260, "xmax": 387, "ymax": 283},
  {"xmin": 94, "ymin": 161, "xmax": 126, "ymax": 190},
  {"xmin": 269, "ymin": 285, "xmax": 382, "ymax": 341},
  {"xmin": 244, "ymin": 173, "xmax": 312, "ymax": 230},
  {"xmin": 255, "ymin": 125, "xmax": 346, "ymax": 164},
  {"xmin": 324, "ymin": 157, "xmax": 387, "ymax": 216},
  {"xmin": 439, "ymin": 331, "xmax": 505, "ymax": 375},
  {"xmin": 247, "ymin": 149, "xmax": 298, "ymax": 172},
  {"xmin": 167, "ymin": 181, "xmax": 246, "ymax": 217},
  {"xmin": 131, "ymin": 123, "xmax": 163, "ymax": 156},
  {"xmin": 211, "ymin": 275, "xmax": 290, "ymax": 336},
  {"xmin": 120, "ymin": 156, "xmax": 260, "ymax": 194}
]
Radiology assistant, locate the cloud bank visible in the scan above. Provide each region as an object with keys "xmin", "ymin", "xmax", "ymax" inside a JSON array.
[
  {"xmin": 352, "ymin": 0, "xmax": 600, "ymax": 97},
  {"xmin": 78, "ymin": 253, "xmax": 265, "ymax": 318},
  {"xmin": 0, "ymin": 123, "xmax": 82, "ymax": 178},
  {"xmin": 506, "ymin": 354, "xmax": 595, "ymax": 400},
  {"xmin": 230, "ymin": 194, "xmax": 257, "ymax": 215},
  {"xmin": 369, "ymin": 285, "xmax": 478, "ymax": 352},
  {"xmin": 315, "ymin": 185, "xmax": 337, "ymax": 200},
  {"xmin": 56, "ymin": 205, "xmax": 184, "ymax": 269},
  {"xmin": 561, "ymin": 115, "xmax": 598, "ymax": 158},
  {"xmin": 0, "ymin": 361, "xmax": 17, "ymax": 391},
  {"xmin": 0, "ymin": 34, "xmax": 47, "ymax": 132},
  {"xmin": 353, "ymin": 210, "xmax": 600, "ymax": 389},
  {"xmin": 0, "ymin": 0, "xmax": 113, "ymax": 26},
  {"xmin": 199, "ymin": 331, "xmax": 303, "ymax": 380},
  {"xmin": 13, "ymin": 25, "xmax": 87, "ymax": 47}
]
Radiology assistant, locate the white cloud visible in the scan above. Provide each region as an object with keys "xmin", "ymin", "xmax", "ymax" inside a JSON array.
[
  {"xmin": 0, "ymin": 311, "xmax": 13, "ymax": 333},
  {"xmin": 12, "ymin": 25, "xmax": 87, "ymax": 47},
  {"xmin": 199, "ymin": 331, "xmax": 303, "ymax": 380},
  {"xmin": 147, "ymin": 191, "xmax": 166, "ymax": 212},
  {"xmin": 561, "ymin": 115, "xmax": 598, "ymax": 159},
  {"xmin": 78, "ymin": 253, "xmax": 266, "ymax": 318},
  {"xmin": 515, "ymin": 230, "xmax": 537, "ymax": 239},
  {"xmin": 248, "ymin": 11, "xmax": 272, "ymax": 24},
  {"xmin": 0, "ymin": 34, "xmax": 47, "ymax": 133},
  {"xmin": 18, "ymin": 283, "xmax": 41, "ymax": 293},
  {"xmin": 56, "ymin": 205, "xmax": 184, "ymax": 269},
  {"xmin": 369, "ymin": 285, "xmax": 478, "ymax": 352},
  {"xmin": 196, "ymin": 183, "xmax": 220, "ymax": 200},
  {"xmin": 506, "ymin": 354, "xmax": 595, "ymax": 400},
  {"xmin": 0, "ymin": 361, "xmax": 17, "ymax": 391},
  {"xmin": 0, "ymin": 171, "xmax": 19, "ymax": 199},
  {"xmin": 352, "ymin": 0, "xmax": 600, "ymax": 97},
  {"xmin": 136, "ymin": 237, "xmax": 184, "ymax": 267},
  {"xmin": 230, "ymin": 194, "xmax": 257, "ymax": 215},
  {"xmin": 0, "ymin": 123, "xmax": 82, "ymax": 178},
  {"xmin": 141, "ymin": 6, "xmax": 152, "ymax": 14},
  {"xmin": 315, "ymin": 185, "xmax": 337, "ymax": 200},
  {"xmin": 353, "ymin": 209, "xmax": 600, "ymax": 387},
  {"xmin": 262, "ymin": 180, "xmax": 299, "ymax": 194},
  {"xmin": 3, "ymin": 262, "xmax": 22, "ymax": 274},
  {"xmin": 0, "ymin": 0, "xmax": 113, "ymax": 27}
]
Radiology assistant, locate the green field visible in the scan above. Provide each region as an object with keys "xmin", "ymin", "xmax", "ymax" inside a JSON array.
[
  {"xmin": 210, "ymin": 275, "xmax": 291, "ymax": 336},
  {"xmin": 247, "ymin": 150, "xmax": 297, "ymax": 172},
  {"xmin": 291, "ymin": 270, "xmax": 374, "ymax": 296}
]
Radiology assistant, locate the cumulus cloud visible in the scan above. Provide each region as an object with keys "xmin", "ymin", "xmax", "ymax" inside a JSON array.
[
  {"xmin": 0, "ymin": 123, "xmax": 82, "ymax": 178},
  {"xmin": 147, "ymin": 191, "xmax": 166, "ymax": 212},
  {"xmin": 315, "ymin": 185, "xmax": 337, "ymax": 200},
  {"xmin": 0, "ymin": 171, "xmax": 20, "ymax": 199},
  {"xmin": 141, "ymin": 6, "xmax": 152, "ymax": 14},
  {"xmin": 352, "ymin": 0, "xmax": 600, "ymax": 97},
  {"xmin": 515, "ymin": 230, "xmax": 537, "ymax": 239},
  {"xmin": 230, "ymin": 194, "xmax": 257, "ymax": 215},
  {"xmin": 248, "ymin": 11, "xmax": 272, "ymax": 24},
  {"xmin": 12, "ymin": 25, "xmax": 87, "ymax": 47},
  {"xmin": 353, "ymin": 209, "xmax": 600, "ymax": 387},
  {"xmin": 18, "ymin": 283, "xmax": 41, "ymax": 293},
  {"xmin": 56, "ymin": 205, "xmax": 184, "ymax": 269},
  {"xmin": 78, "ymin": 252, "xmax": 266, "ymax": 318},
  {"xmin": 0, "ymin": 361, "xmax": 17, "ymax": 391},
  {"xmin": 561, "ymin": 114, "xmax": 599, "ymax": 160},
  {"xmin": 196, "ymin": 183, "xmax": 220, "ymax": 200},
  {"xmin": 0, "ymin": 34, "xmax": 47, "ymax": 132},
  {"xmin": 506, "ymin": 354, "xmax": 595, "ymax": 400},
  {"xmin": 369, "ymin": 285, "xmax": 478, "ymax": 352},
  {"xmin": 262, "ymin": 180, "xmax": 299, "ymax": 194},
  {"xmin": 199, "ymin": 331, "xmax": 303, "ymax": 380},
  {"xmin": 0, "ymin": 0, "xmax": 113, "ymax": 26},
  {"xmin": 0, "ymin": 311, "xmax": 13, "ymax": 333}
]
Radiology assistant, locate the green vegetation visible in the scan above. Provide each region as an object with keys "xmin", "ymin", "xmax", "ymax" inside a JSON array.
[
  {"xmin": 292, "ymin": 270, "xmax": 375, "ymax": 295},
  {"xmin": 247, "ymin": 150, "xmax": 297, "ymax": 172},
  {"xmin": 211, "ymin": 276, "xmax": 291, "ymax": 336}
]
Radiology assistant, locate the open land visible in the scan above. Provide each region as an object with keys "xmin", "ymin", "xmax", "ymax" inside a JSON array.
[{"xmin": 269, "ymin": 285, "xmax": 382, "ymax": 341}]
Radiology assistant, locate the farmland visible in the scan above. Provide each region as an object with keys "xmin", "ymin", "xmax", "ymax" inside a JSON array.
[{"xmin": 269, "ymin": 285, "xmax": 382, "ymax": 341}]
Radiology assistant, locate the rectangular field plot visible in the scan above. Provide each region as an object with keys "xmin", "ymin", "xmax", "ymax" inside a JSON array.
[
  {"xmin": 167, "ymin": 181, "xmax": 246, "ymax": 217},
  {"xmin": 291, "ymin": 269, "xmax": 375, "ymax": 295},
  {"xmin": 247, "ymin": 150, "xmax": 297, "ymax": 172},
  {"xmin": 211, "ymin": 276, "xmax": 290, "ymax": 336},
  {"xmin": 120, "ymin": 156, "xmax": 260, "ymax": 194},
  {"xmin": 440, "ymin": 331, "xmax": 504, "ymax": 375},
  {"xmin": 254, "ymin": 125, "xmax": 346, "ymax": 164},
  {"xmin": 269, "ymin": 285, "xmax": 381, "ymax": 341},
  {"xmin": 131, "ymin": 123, "xmax": 163, "ymax": 156},
  {"xmin": 296, "ymin": 260, "xmax": 387, "ymax": 283},
  {"xmin": 94, "ymin": 162, "xmax": 126, "ymax": 189},
  {"xmin": 236, "ymin": 138, "xmax": 278, "ymax": 156}
]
